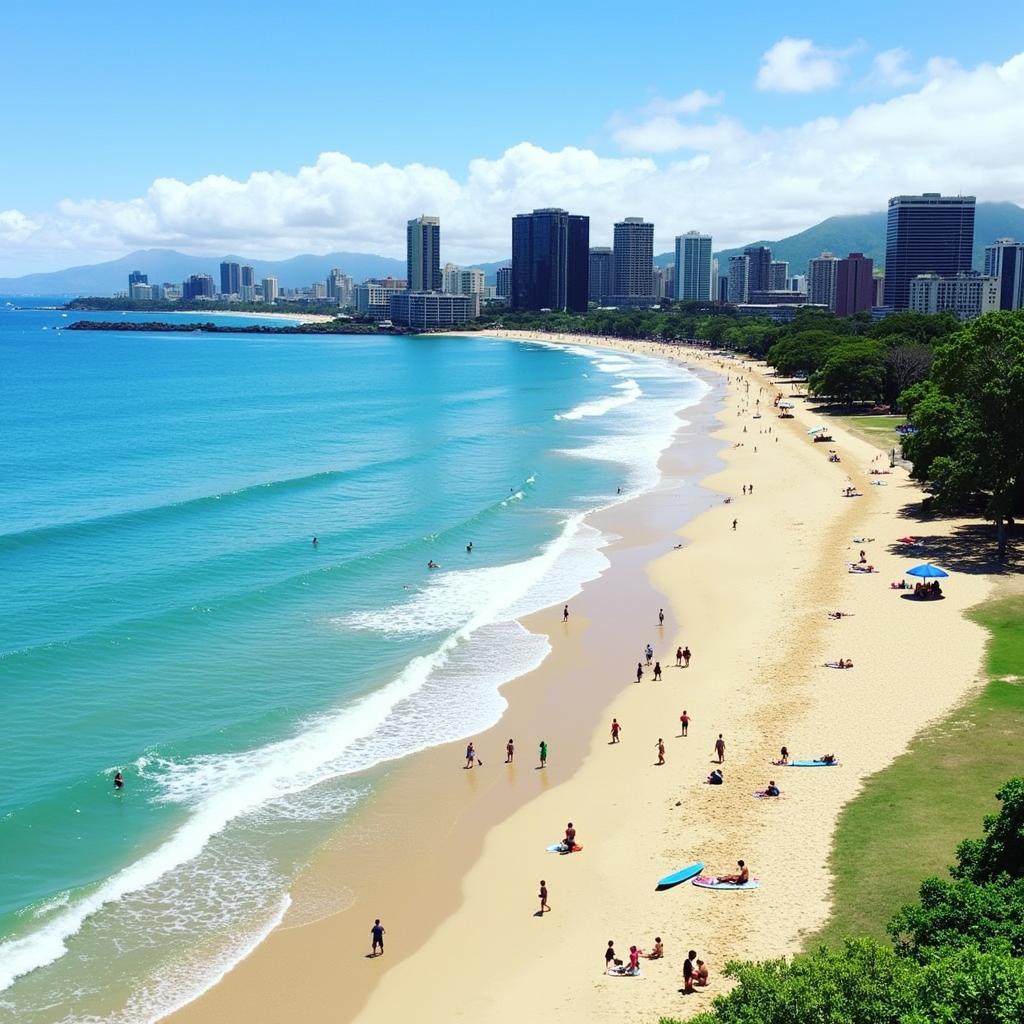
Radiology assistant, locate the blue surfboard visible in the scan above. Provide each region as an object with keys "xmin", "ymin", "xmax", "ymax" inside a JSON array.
[
  {"xmin": 693, "ymin": 876, "xmax": 760, "ymax": 890},
  {"xmin": 657, "ymin": 861, "xmax": 703, "ymax": 889},
  {"xmin": 789, "ymin": 760, "xmax": 840, "ymax": 767}
]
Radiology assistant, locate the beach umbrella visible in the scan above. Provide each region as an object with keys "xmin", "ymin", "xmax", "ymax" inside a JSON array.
[
  {"xmin": 807, "ymin": 425, "xmax": 826, "ymax": 435},
  {"xmin": 906, "ymin": 563, "xmax": 949, "ymax": 579}
]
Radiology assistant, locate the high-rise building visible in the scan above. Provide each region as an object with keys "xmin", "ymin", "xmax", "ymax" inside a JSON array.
[
  {"xmin": 833, "ymin": 252, "xmax": 875, "ymax": 316},
  {"xmin": 790, "ymin": 274, "xmax": 808, "ymax": 294},
  {"xmin": 183, "ymin": 273, "xmax": 215, "ymax": 300},
  {"xmin": 909, "ymin": 272, "xmax": 999, "ymax": 319},
  {"xmin": 727, "ymin": 255, "xmax": 750, "ymax": 303},
  {"xmin": 441, "ymin": 264, "xmax": 485, "ymax": 297},
  {"xmin": 884, "ymin": 193, "xmax": 976, "ymax": 310},
  {"xmin": 407, "ymin": 216, "xmax": 441, "ymax": 292},
  {"xmin": 610, "ymin": 217, "xmax": 655, "ymax": 306},
  {"xmin": 807, "ymin": 252, "xmax": 839, "ymax": 308},
  {"xmin": 327, "ymin": 268, "xmax": 354, "ymax": 306},
  {"xmin": 718, "ymin": 276, "xmax": 730, "ymax": 304},
  {"xmin": 984, "ymin": 238, "xmax": 1024, "ymax": 310},
  {"xmin": 128, "ymin": 270, "xmax": 148, "ymax": 292},
  {"xmin": 496, "ymin": 266, "xmax": 512, "ymax": 299},
  {"xmin": 129, "ymin": 282, "xmax": 153, "ymax": 300},
  {"xmin": 219, "ymin": 261, "xmax": 241, "ymax": 296},
  {"xmin": 241, "ymin": 266, "xmax": 255, "ymax": 288},
  {"xmin": 873, "ymin": 270, "xmax": 886, "ymax": 307},
  {"xmin": 588, "ymin": 247, "xmax": 614, "ymax": 304},
  {"xmin": 262, "ymin": 276, "xmax": 279, "ymax": 304},
  {"xmin": 675, "ymin": 231, "xmax": 713, "ymax": 301},
  {"xmin": 511, "ymin": 208, "xmax": 589, "ymax": 312},
  {"xmin": 355, "ymin": 283, "xmax": 405, "ymax": 318},
  {"xmin": 389, "ymin": 291, "xmax": 476, "ymax": 329},
  {"xmin": 744, "ymin": 246, "xmax": 773, "ymax": 294},
  {"xmin": 769, "ymin": 261, "xmax": 789, "ymax": 291}
]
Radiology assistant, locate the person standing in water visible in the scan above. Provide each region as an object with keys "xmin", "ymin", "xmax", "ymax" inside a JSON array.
[
  {"xmin": 113, "ymin": 771, "xmax": 124, "ymax": 790},
  {"xmin": 563, "ymin": 605, "xmax": 569, "ymax": 622},
  {"xmin": 675, "ymin": 646, "xmax": 683, "ymax": 667},
  {"xmin": 312, "ymin": 536, "xmax": 319, "ymax": 546},
  {"xmin": 505, "ymin": 738, "xmax": 514, "ymax": 763},
  {"xmin": 653, "ymin": 661, "xmax": 662, "ymax": 681},
  {"xmin": 658, "ymin": 608, "xmax": 665, "ymax": 626},
  {"xmin": 636, "ymin": 662, "xmax": 643, "ymax": 683},
  {"xmin": 538, "ymin": 740, "xmax": 548, "ymax": 768}
]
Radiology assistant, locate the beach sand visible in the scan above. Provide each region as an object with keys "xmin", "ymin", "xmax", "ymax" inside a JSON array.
[{"xmin": 170, "ymin": 331, "xmax": 994, "ymax": 1024}]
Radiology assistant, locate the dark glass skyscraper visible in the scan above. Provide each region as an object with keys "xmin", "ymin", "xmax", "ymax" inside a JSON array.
[
  {"xmin": 128, "ymin": 270, "xmax": 148, "ymax": 291},
  {"xmin": 588, "ymin": 247, "xmax": 614, "ymax": 304},
  {"xmin": 743, "ymin": 246, "xmax": 772, "ymax": 294},
  {"xmin": 984, "ymin": 238, "xmax": 1024, "ymax": 310},
  {"xmin": 884, "ymin": 194, "xmax": 975, "ymax": 310},
  {"xmin": 511, "ymin": 208, "xmax": 589, "ymax": 312},
  {"xmin": 833, "ymin": 252, "xmax": 875, "ymax": 316},
  {"xmin": 219, "ymin": 261, "xmax": 241, "ymax": 296}
]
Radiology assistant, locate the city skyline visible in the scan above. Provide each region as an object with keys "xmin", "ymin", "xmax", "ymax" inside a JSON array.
[{"xmin": 0, "ymin": 5, "xmax": 1022, "ymax": 276}]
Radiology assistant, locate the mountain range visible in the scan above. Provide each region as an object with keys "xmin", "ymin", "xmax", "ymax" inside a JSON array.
[{"xmin": 2, "ymin": 202, "xmax": 1022, "ymax": 296}]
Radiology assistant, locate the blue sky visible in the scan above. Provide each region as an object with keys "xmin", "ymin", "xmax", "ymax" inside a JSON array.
[{"xmin": 1, "ymin": 1, "xmax": 1021, "ymax": 273}]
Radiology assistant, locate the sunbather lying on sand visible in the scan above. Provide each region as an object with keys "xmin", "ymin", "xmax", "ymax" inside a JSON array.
[{"xmin": 824, "ymin": 658, "xmax": 854, "ymax": 669}]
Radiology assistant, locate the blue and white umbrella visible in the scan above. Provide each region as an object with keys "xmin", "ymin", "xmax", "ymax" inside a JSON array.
[{"xmin": 906, "ymin": 563, "xmax": 949, "ymax": 579}]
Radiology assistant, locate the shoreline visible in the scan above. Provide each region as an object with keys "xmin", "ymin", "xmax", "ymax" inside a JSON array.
[{"xmin": 172, "ymin": 330, "xmax": 995, "ymax": 1024}]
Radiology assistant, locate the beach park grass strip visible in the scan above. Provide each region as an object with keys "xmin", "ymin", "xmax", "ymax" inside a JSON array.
[
  {"xmin": 832, "ymin": 414, "xmax": 906, "ymax": 453},
  {"xmin": 808, "ymin": 593, "xmax": 1024, "ymax": 948}
]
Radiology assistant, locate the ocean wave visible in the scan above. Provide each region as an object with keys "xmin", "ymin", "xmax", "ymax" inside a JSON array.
[{"xmin": 554, "ymin": 378, "xmax": 642, "ymax": 421}]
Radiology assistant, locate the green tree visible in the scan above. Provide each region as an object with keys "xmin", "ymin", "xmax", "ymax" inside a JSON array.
[
  {"xmin": 810, "ymin": 339, "xmax": 888, "ymax": 405},
  {"xmin": 900, "ymin": 312, "xmax": 1024, "ymax": 561},
  {"xmin": 767, "ymin": 329, "xmax": 842, "ymax": 376}
]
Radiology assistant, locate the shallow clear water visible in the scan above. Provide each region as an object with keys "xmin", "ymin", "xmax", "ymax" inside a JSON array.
[{"xmin": 0, "ymin": 302, "xmax": 707, "ymax": 1021}]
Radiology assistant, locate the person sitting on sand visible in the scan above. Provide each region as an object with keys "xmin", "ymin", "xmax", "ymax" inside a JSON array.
[
  {"xmin": 695, "ymin": 959, "xmax": 709, "ymax": 986},
  {"xmin": 717, "ymin": 859, "xmax": 749, "ymax": 884},
  {"xmin": 820, "ymin": 753, "xmax": 836, "ymax": 764},
  {"xmin": 765, "ymin": 780, "xmax": 781, "ymax": 797},
  {"xmin": 647, "ymin": 937, "xmax": 664, "ymax": 960},
  {"xmin": 707, "ymin": 769, "xmax": 723, "ymax": 785},
  {"xmin": 774, "ymin": 745, "xmax": 789, "ymax": 765},
  {"xmin": 564, "ymin": 822, "xmax": 577, "ymax": 851}
]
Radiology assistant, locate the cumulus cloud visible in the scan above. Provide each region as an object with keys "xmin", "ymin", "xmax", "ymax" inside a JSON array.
[
  {"xmin": 756, "ymin": 37, "xmax": 848, "ymax": 93},
  {"xmin": 2, "ymin": 52, "xmax": 1023, "ymax": 276},
  {"xmin": 872, "ymin": 48, "xmax": 918, "ymax": 87},
  {"xmin": 641, "ymin": 89, "xmax": 723, "ymax": 116}
]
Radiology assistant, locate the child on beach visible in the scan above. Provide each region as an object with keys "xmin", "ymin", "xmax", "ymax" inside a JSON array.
[
  {"xmin": 370, "ymin": 919, "xmax": 385, "ymax": 956},
  {"xmin": 538, "ymin": 740, "xmax": 548, "ymax": 767},
  {"xmin": 653, "ymin": 661, "xmax": 662, "ymax": 680},
  {"xmin": 696, "ymin": 959, "xmax": 709, "ymax": 986},
  {"xmin": 636, "ymin": 662, "xmax": 643, "ymax": 683},
  {"xmin": 656, "ymin": 738, "xmax": 665, "ymax": 765},
  {"xmin": 505, "ymin": 738, "xmax": 514, "ymax": 763},
  {"xmin": 647, "ymin": 937, "xmax": 664, "ymax": 959},
  {"xmin": 680, "ymin": 711, "xmax": 690, "ymax": 736},
  {"xmin": 538, "ymin": 880, "xmax": 550, "ymax": 914},
  {"xmin": 610, "ymin": 718, "xmax": 622, "ymax": 743}
]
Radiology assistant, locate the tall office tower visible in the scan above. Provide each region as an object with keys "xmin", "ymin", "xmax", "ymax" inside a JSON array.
[
  {"xmin": 183, "ymin": 273, "xmax": 215, "ymax": 300},
  {"xmin": 262, "ymin": 276, "xmax": 279, "ymax": 303},
  {"xmin": 407, "ymin": 215, "xmax": 441, "ymax": 292},
  {"xmin": 219, "ymin": 261, "xmax": 241, "ymax": 296},
  {"xmin": 833, "ymin": 252, "xmax": 875, "ymax": 316},
  {"xmin": 611, "ymin": 217, "xmax": 655, "ymax": 305},
  {"xmin": 651, "ymin": 266, "xmax": 666, "ymax": 300},
  {"xmin": 241, "ymin": 265, "xmax": 255, "ymax": 288},
  {"xmin": 727, "ymin": 255, "xmax": 750, "ymax": 303},
  {"xmin": 807, "ymin": 252, "xmax": 839, "ymax": 308},
  {"xmin": 743, "ymin": 246, "xmax": 773, "ymax": 294},
  {"xmin": 674, "ymin": 231, "xmax": 713, "ymax": 301},
  {"xmin": 769, "ymin": 261, "xmax": 789, "ymax": 291},
  {"xmin": 511, "ymin": 208, "xmax": 589, "ymax": 312},
  {"xmin": 588, "ymin": 247, "xmax": 614, "ymax": 304},
  {"xmin": 128, "ymin": 270, "xmax": 148, "ymax": 292},
  {"xmin": 984, "ymin": 238, "xmax": 1024, "ymax": 310},
  {"xmin": 884, "ymin": 193, "xmax": 976, "ymax": 310},
  {"xmin": 718, "ymin": 276, "xmax": 730, "ymax": 303},
  {"xmin": 495, "ymin": 266, "xmax": 512, "ymax": 299}
]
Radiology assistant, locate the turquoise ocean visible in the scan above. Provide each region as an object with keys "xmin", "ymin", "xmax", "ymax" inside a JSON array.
[{"xmin": 0, "ymin": 302, "xmax": 708, "ymax": 1022}]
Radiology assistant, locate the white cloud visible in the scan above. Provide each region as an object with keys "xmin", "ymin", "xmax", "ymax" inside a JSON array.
[
  {"xmin": 872, "ymin": 48, "xmax": 918, "ymax": 87},
  {"xmin": 756, "ymin": 37, "xmax": 846, "ymax": 93},
  {"xmin": 641, "ymin": 89, "xmax": 723, "ymax": 116},
  {"xmin": 2, "ymin": 53, "xmax": 1024, "ymax": 276}
]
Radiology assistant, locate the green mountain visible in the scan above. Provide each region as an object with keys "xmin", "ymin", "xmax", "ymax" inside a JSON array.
[{"xmin": 654, "ymin": 201, "xmax": 1024, "ymax": 276}]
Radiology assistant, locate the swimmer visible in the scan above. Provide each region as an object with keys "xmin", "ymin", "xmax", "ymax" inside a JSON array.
[
  {"xmin": 113, "ymin": 771, "xmax": 124, "ymax": 790},
  {"xmin": 466, "ymin": 541, "xmax": 473, "ymax": 553},
  {"xmin": 312, "ymin": 536, "xmax": 319, "ymax": 546}
]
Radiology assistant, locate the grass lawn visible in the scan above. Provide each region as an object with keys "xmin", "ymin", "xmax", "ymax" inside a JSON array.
[
  {"xmin": 833, "ymin": 413, "xmax": 907, "ymax": 452},
  {"xmin": 808, "ymin": 594, "xmax": 1024, "ymax": 948}
]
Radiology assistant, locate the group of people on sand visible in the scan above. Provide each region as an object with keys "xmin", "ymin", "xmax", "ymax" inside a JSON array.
[
  {"xmin": 913, "ymin": 580, "xmax": 943, "ymax": 599},
  {"xmin": 464, "ymin": 737, "xmax": 549, "ymax": 768}
]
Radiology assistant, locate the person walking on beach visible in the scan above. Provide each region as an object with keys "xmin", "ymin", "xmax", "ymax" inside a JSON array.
[
  {"xmin": 636, "ymin": 661, "xmax": 644, "ymax": 683},
  {"xmin": 610, "ymin": 718, "xmax": 622, "ymax": 743},
  {"xmin": 605, "ymin": 940, "xmax": 617, "ymax": 970},
  {"xmin": 370, "ymin": 919, "xmax": 385, "ymax": 956},
  {"xmin": 645, "ymin": 643, "xmax": 654, "ymax": 666},
  {"xmin": 742, "ymin": 484, "xmax": 747, "ymax": 496},
  {"xmin": 714, "ymin": 734, "xmax": 726, "ymax": 763},
  {"xmin": 563, "ymin": 605, "xmax": 569, "ymax": 623},
  {"xmin": 465, "ymin": 741, "xmax": 481, "ymax": 768},
  {"xmin": 675, "ymin": 646, "xmax": 683, "ymax": 667},
  {"xmin": 732, "ymin": 518, "xmax": 737, "ymax": 530},
  {"xmin": 538, "ymin": 880, "xmax": 550, "ymax": 915},
  {"xmin": 680, "ymin": 710, "xmax": 690, "ymax": 736},
  {"xmin": 749, "ymin": 483, "xmax": 754, "ymax": 494},
  {"xmin": 538, "ymin": 740, "xmax": 548, "ymax": 768},
  {"xmin": 653, "ymin": 660, "xmax": 662, "ymax": 681},
  {"xmin": 658, "ymin": 608, "xmax": 665, "ymax": 626},
  {"xmin": 682, "ymin": 645, "xmax": 691, "ymax": 667},
  {"xmin": 505, "ymin": 738, "xmax": 514, "ymax": 763},
  {"xmin": 655, "ymin": 738, "xmax": 666, "ymax": 765}
]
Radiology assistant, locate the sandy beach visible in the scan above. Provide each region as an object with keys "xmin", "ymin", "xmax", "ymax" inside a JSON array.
[{"xmin": 170, "ymin": 330, "xmax": 994, "ymax": 1024}]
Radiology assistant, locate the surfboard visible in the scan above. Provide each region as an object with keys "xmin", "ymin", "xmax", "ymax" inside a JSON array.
[
  {"xmin": 789, "ymin": 760, "xmax": 840, "ymax": 767},
  {"xmin": 693, "ymin": 876, "xmax": 760, "ymax": 890},
  {"xmin": 657, "ymin": 861, "xmax": 703, "ymax": 888}
]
